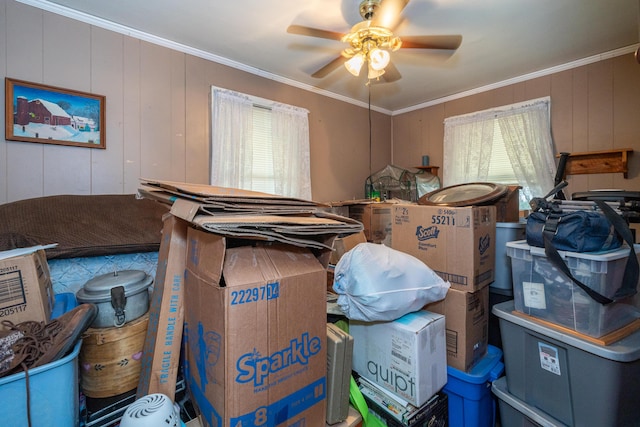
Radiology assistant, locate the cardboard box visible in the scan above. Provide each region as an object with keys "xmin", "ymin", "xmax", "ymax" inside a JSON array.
[
  {"xmin": 391, "ymin": 204, "xmax": 496, "ymax": 292},
  {"xmin": 350, "ymin": 310, "xmax": 447, "ymax": 407},
  {"xmin": 329, "ymin": 231, "xmax": 367, "ymax": 265},
  {"xmin": 183, "ymin": 226, "xmax": 328, "ymax": 427},
  {"xmin": 494, "ymin": 185, "xmax": 521, "ymax": 222},
  {"xmin": 137, "ymin": 214, "xmax": 188, "ymax": 400},
  {"xmin": 348, "ymin": 203, "xmax": 394, "ymax": 245},
  {"xmin": 425, "ymin": 286, "xmax": 489, "ymax": 372},
  {"xmin": 0, "ymin": 247, "xmax": 54, "ymax": 324}
]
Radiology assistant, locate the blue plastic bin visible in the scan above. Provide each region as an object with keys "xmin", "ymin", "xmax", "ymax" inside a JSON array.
[
  {"xmin": 0, "ymin": 293, "xmax": 81, "ymax": 427},
  {"xmin": 443, "ymin": 344, "xmax": 505, "ymax": 427}
]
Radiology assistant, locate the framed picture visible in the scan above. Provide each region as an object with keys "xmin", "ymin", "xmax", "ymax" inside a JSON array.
[{"xmin": 5, "ymin": 77, "xmax": 105, "ymax": 149}]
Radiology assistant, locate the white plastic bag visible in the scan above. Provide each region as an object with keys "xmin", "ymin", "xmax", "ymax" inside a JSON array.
[{"xmin": 332, "ymin": 242, "xmax": 450, "ymax": 321}]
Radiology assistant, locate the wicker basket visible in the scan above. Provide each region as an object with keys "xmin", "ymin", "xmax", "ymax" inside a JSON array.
[{"xmin": 79, "ymin": 312, "xmax": 149, "ymax": 398}]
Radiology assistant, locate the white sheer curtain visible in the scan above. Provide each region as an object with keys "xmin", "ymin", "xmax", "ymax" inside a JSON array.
[
  {"xmin": 498, "ymin": 99, "xmax": 557, "ymax": 203},
  {"xmin": 210, "ymin": 87, "xmax": 311, "ymax": 199},
  {"xmin": 443, "ymin": 97, "xmax": 557, "ymax": 203},
  {"xmin": 210, "ymin": 88, "xmax": 254, "ymax": 189},
  {"xmin": 442, "ymin": 118, "xmax": 496, "ymax": 183},
  {"xmin": 271, "ymin": 104, "xmax": 312, "ymax": 200}
]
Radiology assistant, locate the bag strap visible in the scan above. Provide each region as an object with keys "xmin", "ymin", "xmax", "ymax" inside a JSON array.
[
  {"xmin": 542, "ymin": 200, "xmax": 638, "ymax": 305},
  {"xmin": 595, "ymin": 200, "xmax": 638, "ymax": 300},
  {"xmin": 542, "ymin": 222, "xmax": 612, "ymax": 305}
]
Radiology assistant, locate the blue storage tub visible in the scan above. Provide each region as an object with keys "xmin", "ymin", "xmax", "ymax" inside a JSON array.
[
  {"xmin": 443, "ymin": 344, "xmax": 505, "ymax": 427},
  {"xmin": 0, "ymin": 293, "xmax": 81, "ymax": 427}
]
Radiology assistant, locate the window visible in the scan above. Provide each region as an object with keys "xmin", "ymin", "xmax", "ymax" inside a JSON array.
[
  {"xmin": 210, "ymin": 87, "xmax": 311, "ymax": 199},
  {"xmin": 443, "ymin": 97, "xmax": 557, "ymax": 210},
  {"xmin": 251, "ymin": 106, "xmax": 275, "ymax": 194},
  {"xmin": 486, "ymin": 121, "xmax": 516, "ymax": 183}
]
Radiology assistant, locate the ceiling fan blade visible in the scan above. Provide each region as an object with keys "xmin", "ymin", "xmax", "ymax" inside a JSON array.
[
  {"xmin": 381, "ymin": 61, "xmax": 402, "ymax": 82},
  {"xmin": 401, "ymin": 35, "xmax": 463, "ymax": 50},
  {"xmin": 311, "ymin": 56, "xmax": 346, "ymax": 78},
  {"xmin": 287, "ymin": 25, "xmax": 344, "ymax": 41},
  {"xmin": 371, "ymin": 0, "xmax": 409, "ymax": 29}
]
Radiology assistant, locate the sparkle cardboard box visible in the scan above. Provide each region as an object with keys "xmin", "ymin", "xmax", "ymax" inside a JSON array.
[
  {"xmin": 350, "ymin": 310, "xmax": 447, "ymax": 407},
  {"xmin": 183, "ymin": 226, "xmax": 328, "ymax": 427},
  {"xmin": 0, "ymin": 246, "xmax": 54, "ymax": 324},
  {"xmin": 391, "ymin": 204, "xmax": 496, "ymax": 292}
]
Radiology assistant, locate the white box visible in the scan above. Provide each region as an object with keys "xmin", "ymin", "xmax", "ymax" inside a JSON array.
[{"xmin": 350, "ymin": 310, "xmax": 447, "ymax": 407}]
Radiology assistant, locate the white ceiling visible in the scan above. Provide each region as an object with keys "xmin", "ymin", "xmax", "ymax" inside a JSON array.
[{"xmin": 20, "ymin": 0, "xmax": 640, "ymax": 113}]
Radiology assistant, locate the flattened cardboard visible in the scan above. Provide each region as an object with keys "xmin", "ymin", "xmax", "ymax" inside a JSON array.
[
  {"xmin": 137, "ymin": 214, "xmax": 188, "ymax": 400},
  {"xmin": 183, "ymin": 226, "xmax": 328, "ymax": 427},
  {"xmin": 0, "ymin": 248, "xmax": 54, "ymax": 324},
  {"xmin": 139, "ymin": 180, "xmax": 361, "ymax": 251},
  {"xmin": 391, "ymin": 204, "xmax": 496, "ymax": 292},
  {"xmin": 140, "ymin": 178, "xmax": 322, "ymax": 206},
  {"xmin": 425, "ymin": 286, "xmax": 489, "ymax": 371}
]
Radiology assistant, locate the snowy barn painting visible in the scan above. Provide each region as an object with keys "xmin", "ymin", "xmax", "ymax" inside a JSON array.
[{"xmin": 5, "ymin": 78, "xmax": 105, "ymax": 149}]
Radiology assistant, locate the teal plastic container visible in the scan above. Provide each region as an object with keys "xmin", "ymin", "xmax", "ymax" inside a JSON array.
[
  {"xmin": 0, "ymin": 293, "xmax": 80, "ymax": 427},
  {"xmin": 443, "ymin": 344, "xmax": 505, "ymax": 427}
]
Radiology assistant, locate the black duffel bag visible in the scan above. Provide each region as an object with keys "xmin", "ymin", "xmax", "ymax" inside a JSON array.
[{"xmin": 526, "ymin": 195, "xmax": 638, "ymax": 305}]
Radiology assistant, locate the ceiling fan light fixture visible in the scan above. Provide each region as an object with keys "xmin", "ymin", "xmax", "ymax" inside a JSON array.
[
  {"xmin": 290, "ymin": 0, "xmax": 462, "ymax": 83},
  {"xmin": 367, "ymin": 64, "xmax": 385, "ymax": 80},
  {"xmin": 369, "ymin": 47, "xmax": 390, "ymax": 70},
  {"xmin": 345, "ymin": 53, "xmax": 365, "ymax": 76}
]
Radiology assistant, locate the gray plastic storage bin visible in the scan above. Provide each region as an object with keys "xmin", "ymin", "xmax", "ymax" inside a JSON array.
[
  {"xmin": 493, "ymin": 300, "xmax": 640, "ymax": 427},
  {"xmin": 492, "ymin": 376, "xmax": 566, "ymax": 427},
  {"xmin": 490, "ymin": 221, "xmax": 526, "ymax": 296}
]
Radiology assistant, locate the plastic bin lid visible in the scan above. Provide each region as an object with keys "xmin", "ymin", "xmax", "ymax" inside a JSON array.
[
  {"xmin": 491, "ymin": 376, "xmax": 567, "ymax": 427},
  {"xmin": 506, "ymin": 240, "xmax": 637, "ymax": 262},
  {"xmin": 492, "ymin": 300, "xmax": 640, "ymax": 362},
  {"xmin": 496, "ymin": 221, "xmax": 526, "ymax": 228},
  {"xmin": 447, "ymin": 345, "xmax": 505, "ymax": 383}
]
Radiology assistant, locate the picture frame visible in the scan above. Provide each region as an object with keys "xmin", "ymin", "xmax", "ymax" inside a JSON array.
[{"xmin": 5, "ymin": 77, "xmax": 105, "ymax": 149}]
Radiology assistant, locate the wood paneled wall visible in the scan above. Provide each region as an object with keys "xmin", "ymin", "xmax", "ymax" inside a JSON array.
[
  {"xmin": 0, "ymin": 0, "xmax": 392, "ymax": 204},
  {"xmin": 392, "ymin": 54, "xmax": 640, "ymax": 198},
  {"xmin": 2, "ymin": 0, "xmax": 638, "ymax": 207}
]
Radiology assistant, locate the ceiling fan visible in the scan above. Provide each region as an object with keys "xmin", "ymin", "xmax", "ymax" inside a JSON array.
[{"xmin": 287, "ymin": 0, "xmax": 462, "ymax": 82}]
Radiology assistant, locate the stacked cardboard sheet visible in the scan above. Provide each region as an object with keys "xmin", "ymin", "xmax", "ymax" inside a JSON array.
[{"xmin": 138, "ymin": 179, "xmax": 363, "ymax": 250}]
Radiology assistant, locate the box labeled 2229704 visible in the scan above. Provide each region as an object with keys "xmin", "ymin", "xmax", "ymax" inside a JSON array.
[{"xmin": 183, "ymin": 225, "xmax": 328, "ymax": 427}]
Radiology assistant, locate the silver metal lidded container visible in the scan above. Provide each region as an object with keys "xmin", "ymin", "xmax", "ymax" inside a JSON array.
[{"xmin": 76, "ymin": 270, "xmax": 153, "ymax": 328}]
